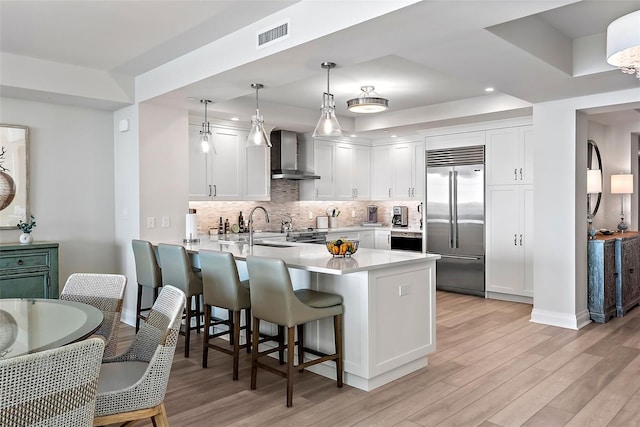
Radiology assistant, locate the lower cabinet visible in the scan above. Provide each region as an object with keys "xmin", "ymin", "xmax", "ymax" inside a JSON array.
[
  {"xmin": 588, "ymin": 232, "xmax": 640, "ymax": 323},
  {"xmin": 375, "ymin": 229, "xmax": 391, "ymax": 250},
  {"xmin": 326, "ymin": 230, "xmax": 374, "ymax": 249},
  {"xmin": 0, "ymin": 242, "xmax": 60, "ymax": 299}
]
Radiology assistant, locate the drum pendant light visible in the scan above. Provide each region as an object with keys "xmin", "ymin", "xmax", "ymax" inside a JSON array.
[
  {"xmin": 246, "ymin": 83, "xmax": 271, "ymax": 147},
  {"xmin": 313, "ymin": 62, "xmax": 342, "ymax": 137},
  {"xmin": 347, "ymin": 86, "xmax": 389, "ymax": 113}
]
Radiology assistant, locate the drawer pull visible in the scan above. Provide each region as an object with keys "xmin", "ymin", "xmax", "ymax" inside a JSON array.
[{"xmin": 17, "ymin": 259, "xmax": 24, "ymax": 265}]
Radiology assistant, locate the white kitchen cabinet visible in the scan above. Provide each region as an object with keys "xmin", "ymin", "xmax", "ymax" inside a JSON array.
[
  {"xmin": 486, "ymin": 185, "xmax": 534, "ymax": 299},
  {"xmin": 244, "ymin": 145, "xmax": 270, "ymax": 200},
  {"xmin": 189, "ymin": 125, "xmax": 270, "ymax": 201},
  {"xmin": 486, "ymin": 126, "xmax": 533, "ymax": 186},
  {"xmin": 298, "ymin": 139, "xmax": 334, "ymax": 200},
  {"xmin": 327, "ymin": 230, "xmax": 374, "ymax": 249},
  {"xmin": 334, "ymin": 143, "xmax": 371, "ymax": 200},
  {"xmin": 375, "ymin": 229, "xmax": 391, "ymax": 250},
  {"xmin": 371, "ymin": 141, "xmax": 424, "ymax": 201}
]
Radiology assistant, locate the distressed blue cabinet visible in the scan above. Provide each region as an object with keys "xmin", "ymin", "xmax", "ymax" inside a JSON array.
[
  {"xmin": 0, "ymin": 242, "xmax": 59, "ymax": 299},
  {"xmin": 588, "ymin": 232, "xmax": 640, "ymax": 323}
]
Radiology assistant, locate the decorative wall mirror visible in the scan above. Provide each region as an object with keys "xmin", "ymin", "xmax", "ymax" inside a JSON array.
[
  {"xmin": 587, "ymin": 139, "xmax": 603, "ymax": 221},
  {"xmin": 0, "ymin": 124, "xmax": 30, "ymax": 229}
]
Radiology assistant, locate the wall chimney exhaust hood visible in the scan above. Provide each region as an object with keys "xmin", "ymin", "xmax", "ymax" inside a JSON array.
[{"xmin": 271, "ymin": 130, "xmax": 320, "ymax": 180}]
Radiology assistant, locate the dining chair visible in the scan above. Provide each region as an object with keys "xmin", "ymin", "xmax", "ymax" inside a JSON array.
[
  {"xmin": 246, "ymin": 255, "xmax": 344, "ymax": 407},
  {"xmin": 60, "ymin": 273, "xmax": 127, "ymax": 358},
  {"xmin": 0, "ymin": 338, "xmax": 105, "ymax": 427},
  {"xmin": 93, "ymin": 284, "xmax": 186, "ymax": 427},
  {"xmin": 132, "ymin": 239, "xmax": 163, "ymax": 332},
  {"xmin": 200, "ymin": 250, "xmax": 252, "ymax": 380},
  {"xmin": 157, "ymin": 243, "xmax": 203, "ymax": 358}
]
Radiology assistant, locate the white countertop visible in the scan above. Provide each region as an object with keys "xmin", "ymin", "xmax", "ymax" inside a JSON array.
[{"xmin": 167, "ymin": 235, "xmax": 438, "ymax": 275}]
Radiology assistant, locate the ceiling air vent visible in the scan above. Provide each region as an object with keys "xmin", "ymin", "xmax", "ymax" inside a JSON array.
[{"xmin": 257, "ymin": 19, "xmax": 289, "ymax": 49}]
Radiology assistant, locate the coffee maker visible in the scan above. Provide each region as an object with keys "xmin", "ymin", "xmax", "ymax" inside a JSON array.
[
  {"xmin": 367, "ymin": 205, "xmax": 378, "ymax": 223},
  {"xmin": 392, "ymin": 206, "xmax": 409, "ymax": 227}
]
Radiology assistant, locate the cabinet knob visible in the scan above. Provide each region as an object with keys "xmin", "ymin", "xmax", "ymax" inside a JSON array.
[
  {"xmin": 17, "ymin": 259, "xmax": 24, "ymax": 265},
  {"xmin": 631, "ymin": 269, "xmax": 635, "ymax": 274}
]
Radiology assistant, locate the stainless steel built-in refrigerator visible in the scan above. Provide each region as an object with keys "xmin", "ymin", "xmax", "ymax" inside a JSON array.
[{"xmin": 426, "ymin": 146, "xmax": 485, "ymax": 296}]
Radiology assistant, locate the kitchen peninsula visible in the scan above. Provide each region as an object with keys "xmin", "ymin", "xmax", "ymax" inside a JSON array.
[{"xmin": 163, "ymin": 236, "xmax": 439, "ymax": 391}]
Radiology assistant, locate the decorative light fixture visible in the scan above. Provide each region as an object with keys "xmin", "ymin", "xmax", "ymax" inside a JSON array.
[
  {"xmin": 246, "ymin": 83, "xmax": 271, "ymax": 147},
  {"xmin": 312, "ymin": 62, "xmax": 342, "ymax": 137},
  {"xmin": 346, "ymin": 86, "xmax": 389, "ymax": 113},
  {"xmin": 199, "ymin": 99, "xmax": 213, "ymax": 153},
  {"xmin": 606, "ymin": 10, "xmax": 640, "ymax": 79},
  {"xmin": 611, "ymin": 173, "xmax": 634, "ymax": 233}
]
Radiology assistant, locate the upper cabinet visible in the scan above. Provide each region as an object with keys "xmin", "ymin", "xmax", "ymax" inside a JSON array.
[
  {"xmin": 189, "ymin": 125, "xmax": 270, "ymax": 201},
  {"xmin": 486, "ymin": 126, "xmax": 533, "ymax": 186},
  {"xmin": 334, "ymin": 143, "xmax": 371, "ymax": 200},
  {"xmin": 371, "ymin": 141, "xmax": 424, "ymax": 201},
  {"xmin": 300, "ymin": 138, "xmax": 371, "ymax": 201}
]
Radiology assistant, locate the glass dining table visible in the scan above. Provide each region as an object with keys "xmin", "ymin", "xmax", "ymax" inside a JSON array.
[{"xmin": 0, "ymin": 298, "xmax": 103, "ymax": 359}]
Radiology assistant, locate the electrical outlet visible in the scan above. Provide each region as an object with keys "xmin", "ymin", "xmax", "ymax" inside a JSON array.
[
  {"xmin": 161, "ymin": 216, "xmax": 170, "ymax": 228},
  {"xmin": 351, "ymin": 210, "xmax": 356, "ymax": 218},
  {"xmin": 308, "ymin": 211, "xmax": 313, "ymax": 219},
  {"xmin": 399, "ymin": 285, "xmax": 409, "ymax": 296},
  {"xmin": 147, "ymin": 217, "xmax": 155, "ymax": 229}
]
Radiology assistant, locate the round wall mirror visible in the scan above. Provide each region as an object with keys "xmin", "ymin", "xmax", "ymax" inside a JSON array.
[{"xmin": 587, "ymin": 139, "xmax": 603, "ymax": 220}]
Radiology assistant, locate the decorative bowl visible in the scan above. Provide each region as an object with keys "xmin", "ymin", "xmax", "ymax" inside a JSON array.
[{"xmin": 326, "ymin": 239, "xmax": 358, "ymax": 257}]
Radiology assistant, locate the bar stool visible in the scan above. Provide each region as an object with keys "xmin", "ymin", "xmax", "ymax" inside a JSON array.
[
  {"xmin": 246, "ymin": 255, "xmax": 344, "ymax": 407},
  {"xmin": 200, "ymin": 250, "xmax": 252, "ymax": 380},
  {"xmin": 157, "ymin": 243, "xmax": 203, "ymax": 358},
  {"xmin": 132, "ymin": 239, "xmax": 163, "ymax": 333}
]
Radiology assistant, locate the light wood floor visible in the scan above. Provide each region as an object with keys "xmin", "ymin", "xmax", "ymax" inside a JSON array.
[{"xmin": 117, "ymin": 291, "xmax": 640, "ymax": 426}]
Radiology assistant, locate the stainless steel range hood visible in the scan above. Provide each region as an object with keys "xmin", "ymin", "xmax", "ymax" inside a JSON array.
[{"xmin": 271, "ymin": 130, "xmax": 320, "ymax": 180}]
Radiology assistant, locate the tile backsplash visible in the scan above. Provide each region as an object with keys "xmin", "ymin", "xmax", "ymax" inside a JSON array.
[{"xmin": 190, "ymin": 180, "xmax": 423, "ymax": 234}]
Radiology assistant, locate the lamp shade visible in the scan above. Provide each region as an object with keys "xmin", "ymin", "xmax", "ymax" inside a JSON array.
[
  {"xmin": 611, "ymin": 173, "xmax": 634, "ymax": 194},
  {"xmin": 587, "ymin": 169, "xmax": 602, "ymax": 194},
  {"xmin": 606, "ymin": 10, "xmax": 640, "ymax": 78}
]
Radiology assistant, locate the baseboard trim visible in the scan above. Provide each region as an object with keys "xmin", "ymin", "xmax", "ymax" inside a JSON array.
[{"xmin": 530, "ymin": 308, "xmax": 591, "ymax": 330}]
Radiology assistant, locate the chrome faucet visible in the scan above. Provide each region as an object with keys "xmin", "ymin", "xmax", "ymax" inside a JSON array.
[
  {"xmin": 248, "ymin": 206, "xmax": 270, "ymax": 246},
  {"xmin": 280, "ymin": 213, "xmax": 293, "ymax": 233}
]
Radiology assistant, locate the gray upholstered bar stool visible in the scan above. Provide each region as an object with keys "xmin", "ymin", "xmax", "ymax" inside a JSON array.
[
  {"xmin": 200, "ymin": 250, "xmax": 252, "ymax": 380},
  {"xmin": 246, "ymin": 255, "xmax": 344, "ymax": 407},
  {"xmin": 132, "ymin": 239, "xmax": 163, "ymax": 333},
  {"xmin": 157, "ymin": 243, "xmax": 203, "ymax": 358}
]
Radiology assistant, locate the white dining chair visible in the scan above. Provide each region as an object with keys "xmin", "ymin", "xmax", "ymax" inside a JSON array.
[
  {"xmin": 0, "ymin": 338, "xmax": 105, "ymax": 426},
  {"xmin": 60, "ymin": 273, "xmax": 126, "ymax": 358}
]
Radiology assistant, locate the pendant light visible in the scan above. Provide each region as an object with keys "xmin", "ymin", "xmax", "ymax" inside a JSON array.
[
  {"xmin": 606, "ymin": 10, "xmax": 640, "ymax": 79},
  {"xmin": 246, "ymin": 83, "xmax": 271, "ymax": 147},
  {"xmin": 347, "ymin": 86, "xmax": 389, "ymax": 113},
  {"xmin": 199, "ymin": 99, "xmax": 213, "ymax": 153},
  {"xmin": 312, "ymin": 62, "xmax": 342, "ymax": 137}
]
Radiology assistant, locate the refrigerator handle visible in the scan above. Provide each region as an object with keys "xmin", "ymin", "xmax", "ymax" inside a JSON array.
[
  {"xmin": 448, "ymin": 170, "xmax": 454, "ymax": 249},
  {"xmin": 453, "ymin": 170, "xmax": 459, "ymax": 249}
]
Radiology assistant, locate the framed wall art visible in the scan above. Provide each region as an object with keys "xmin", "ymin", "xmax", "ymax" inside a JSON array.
[{"xmin": 0, "ymin": 124, "xmax": 29, "ymax": 229}]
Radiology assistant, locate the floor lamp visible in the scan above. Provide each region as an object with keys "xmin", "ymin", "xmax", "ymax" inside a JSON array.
[{"xmin": 611, "ymin": 173, "xmax": 634, "ymax": 233}]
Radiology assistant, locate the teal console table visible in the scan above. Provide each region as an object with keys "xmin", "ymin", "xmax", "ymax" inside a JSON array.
[
  {"xmin": 587, "ymin": 231, "xmax": 640, "ymax": 323},
  {"xmin": 0, "ymin": 242, "xmax": 59, "ymax": 299}
]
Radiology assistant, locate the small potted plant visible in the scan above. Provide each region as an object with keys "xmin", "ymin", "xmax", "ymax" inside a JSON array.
[{"xmin": 17, "ymin": 214, "xmax": 36, "ymax": 244}]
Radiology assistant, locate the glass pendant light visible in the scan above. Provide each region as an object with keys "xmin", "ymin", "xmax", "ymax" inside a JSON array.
[
  {"xmin": 199, "ymin": 99, "xmax": 213, "ymax": 153},
  {"xmin": 246, "ymin": 83, "xmax": 271, "ymax": 147},
  {"xmin": 313, "ymin": 62, "xmax": 342, "ymax": 137}
]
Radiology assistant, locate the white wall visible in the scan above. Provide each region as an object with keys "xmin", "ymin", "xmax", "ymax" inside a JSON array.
[
  {"xmin": 531, "ymin": 88, "xmax": 640, "ymax": 330},
  {"xmin": 113, "ymin": 102, "xmax": 189, "ymax": 325},
  {"xmin": 0, "ymin": 97, "xmax": 117, "ymax": 288}
]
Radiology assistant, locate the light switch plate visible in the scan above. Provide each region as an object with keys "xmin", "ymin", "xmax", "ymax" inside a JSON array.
[
  {"xmin": 147, "ymin": 217, "xmax": 155, "ymax": 228},
  {"xmin": 161, "ymin": 216, "xmax": 170, "ymax": 228}
]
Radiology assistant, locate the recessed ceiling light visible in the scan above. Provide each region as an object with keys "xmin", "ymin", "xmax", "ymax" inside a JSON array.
[
  {"xmin": 350, "ymin": 134, "xmax": 357, "ymax": 137},
  {"xmin": 485, "ymin": 87, "xmax": 495, "ymax": 92},
  {"xmin": 391, "ymin": 135, "xmax": 397, "ymax": 138},
  {"xmin": 230, "ymin": 117, "xmax": 240, "ymax": 121}
]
